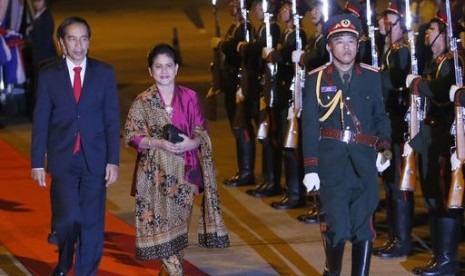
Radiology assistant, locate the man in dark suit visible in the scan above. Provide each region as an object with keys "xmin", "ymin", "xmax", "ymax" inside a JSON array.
[{"xmin": 31, "ymin": 17, "xmax": 120, "ymax": 276}]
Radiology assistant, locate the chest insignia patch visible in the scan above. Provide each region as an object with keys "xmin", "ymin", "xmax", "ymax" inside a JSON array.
[{"xmin": 321, "ymin": 86, "xmax": 337, "ymax": 93}]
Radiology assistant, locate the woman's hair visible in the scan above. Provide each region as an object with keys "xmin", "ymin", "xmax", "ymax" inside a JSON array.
[
  {"xmin": 57, "ymin": 17, "xmax": 91, "ymax": 39},
  {"xmin": 147, "ymin": 43, "xmax": 180, "ymax": 67}
]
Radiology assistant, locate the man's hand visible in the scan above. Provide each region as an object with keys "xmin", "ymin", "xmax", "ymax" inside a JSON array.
[
  {"xmin": 402, "ymin": 142, "xmax": 413, "ymax": 157},
  {"xmin": 210, "ymin": 37, "xmax": 221, "ymax": 49},
  {"xmin": 291, "ymin": 50, "xmax": 304, "ymax": 63},
  {"xmin": 376, "ymin": 152, "xmax": 391, "ymax": 173},
  {"xmin": 105, "ymin": 164, "xmax": 119, "ymax": 187},
  {"xmin": 406, "ymin": 74, "xmax": 420, "ymax": 88},
  {"xmin": 303, "ymin": 173, "xmax": 320, "ymax": 192},
  {"xmin": 262, "ymin": 47, "xmax": 274, "ymax": 59},
  {"xmin": 451, "ymin": 151, "xmax": 462, "ymax": 171},
  {"xmin": 31, "ymin": 168, "xmax": 47, "ymax": 187},
  {"xmin": 449, "ymin": 84, "xmax": 460, "ymax": 102},
  {"xmin": 236, "ymin": 41, "xmax": 247, "ymax": 54}
]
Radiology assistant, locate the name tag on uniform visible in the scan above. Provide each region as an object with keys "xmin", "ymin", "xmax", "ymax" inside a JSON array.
[{"xmin": 321, "ymin": 86, "xmax": 337, "ymax": 93}]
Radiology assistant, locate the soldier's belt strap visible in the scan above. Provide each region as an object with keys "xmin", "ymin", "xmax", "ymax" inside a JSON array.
[{"xmin": 320, "ymin": 128, "xmax": 378, "ymax": 147}]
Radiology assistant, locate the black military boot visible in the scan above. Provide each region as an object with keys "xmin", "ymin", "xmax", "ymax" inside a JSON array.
[
  {"xmin": 247, "ymin": 138, "xmax": 282, "ymax": 197},
  {"xmin": 412, "ymin": 214, "xmax": 438, "ymax": 275},
  {"xmin": 351, "ymin": 240, "xmax": 372, "ymax": 276},
  {"xmin": 224, "ymin": 129, "xmax": 255, "ymax": 187},
  {"xmin": 271, "ymin": 149, "xmax": 304, "ymax": 210},
  {"xmin": 416, "ymin": 215, "xmax": 462, "ymax": 276},
  {"xmin": 322, "ymin": 243, "xmax": 345, "ymax": 276},
  {"xmin": 372, "ymin": 192, "xmax": 394, "ymax": 255},
  {"xmin": 376, "ymin": 192, "xmax": 413, "ymax": 258},
  {"xmin": 297, "ymin": 192, "xmax": 323, "ymax": 224}
]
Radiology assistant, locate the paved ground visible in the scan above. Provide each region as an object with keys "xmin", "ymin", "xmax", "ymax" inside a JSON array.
[{"xmin": 1, "ymin": 0, "xmax": 465, "ymax": 275}]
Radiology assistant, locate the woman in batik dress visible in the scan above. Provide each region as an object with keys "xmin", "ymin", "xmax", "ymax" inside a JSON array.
[{"xmin": 125, "ymin": 43, "xmax": 229, "ymax": 276}]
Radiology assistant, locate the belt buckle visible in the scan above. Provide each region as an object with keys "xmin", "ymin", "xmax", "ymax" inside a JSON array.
[{"xmin": 341, "ymin": 129, "xmax": 352, "ymax": 144}]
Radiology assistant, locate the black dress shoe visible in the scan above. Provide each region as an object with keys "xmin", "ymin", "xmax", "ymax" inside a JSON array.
[
  {"xmin": 47, "ymin": 232, "xmax": 58, "ymax": 245},
  {"xmin": 375, "ymin": 238, "xmax": 411, "ymax": 258},
  {"xmin": 297, "ymin": 207, "xmax": 324, "ymax": 224},
  {"xmin": 51, "ymin": 267, "xmax": 66, "ymax": 276},
  {"xmin": 223, "ymin": 172, "xmax": 255, "ymax": 187},
  {"xmin": 271, "ymin": 196, "xmax": 305, "ymax": 210},
  {"xmin": 246, "ymin": 181, "xmax": 267, "ymax": 196},
  {"xmin": 247, "ymin": 182, "xmax": 282, "ymax": 198}
]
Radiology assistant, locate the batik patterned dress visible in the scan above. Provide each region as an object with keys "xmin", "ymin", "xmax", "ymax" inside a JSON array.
[{"xmin": 125, "ymin": 85, "xmax": 229, "ymax": 260}]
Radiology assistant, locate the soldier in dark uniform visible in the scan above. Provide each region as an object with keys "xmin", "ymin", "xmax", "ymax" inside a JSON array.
[
  {"xmin": 238, "ymin": 0, "xmax": 283, "ymax": 198},
  {"xmin": 301, "ymin": 13, "xmax": 392, "ymax": 275},
  {"xmin": 292, "ymin": 0, "xmax": 330, "ymax": 223},
  {"xmin": 405, "ymin": 5, "xmax": 464, "ymax": 276},
  {"xmin": 263, "ymin": 0, "xmax": 308, "ymax": 209},
  {"xmin": 373, "ymin": 0, "xmax": 413, "ymax": 259},
  {"xmin": 344, "ymin": 0, "xmax": 372, "ymax": 64},
  {"xmin": 211, "ymin": 0, "xmax": 255, "ymax": 187}
]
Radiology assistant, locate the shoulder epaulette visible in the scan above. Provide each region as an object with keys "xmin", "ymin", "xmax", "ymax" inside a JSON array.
[
  {"xmin": 391, "ymin": 41, "xmax": 407, "ymax": 50},
  {"xmin": 308, "ymin": 63, "xmax": 329, "ymax": 75},
  {"xmin": 445, "ymin": 51, "xmax": 454, "ymax": 60},
  {"xmin": 360, "ymin": 62, "xmax": 379, "ymax": 72}
]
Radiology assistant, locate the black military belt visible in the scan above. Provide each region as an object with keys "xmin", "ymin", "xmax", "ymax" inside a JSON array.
[{"xmin": 320, "ymin": 128, "xmax": 378, "ymax": 147}]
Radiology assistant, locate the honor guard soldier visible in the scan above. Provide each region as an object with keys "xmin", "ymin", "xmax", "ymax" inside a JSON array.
[
  {"xmin": 263, "ymin": 0, "xmax": 308, "ymax": 210},
  {"xmin": 302, "ymin": 13, "xmax": 392, "ymax": 275},
  {"xmin": 292, "ymin": 0, "xmax": 330, "ymax": 223},
  {"xmin": 373, "ymin": 0, "xmax": 414, "ymax": 259},
  {"xmin": 239, "ymin": 0, "xmax": 283, "ymax": 198},
  {"xmin": 344, "ymin": 0, "xmax": 372, "ymax": 64},
  {"xmin": 405, "ymin": 4, "xmax": 464, "ymax": 275},
  {"xmin": 211, "ymin": 0, "xmax": 255, "ymax": 187}
]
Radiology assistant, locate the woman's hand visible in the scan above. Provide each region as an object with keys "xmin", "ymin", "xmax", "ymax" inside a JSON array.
[
  {"xmin": 174, "ymin": 134, "xmax": 200, "ymax": 153},
  {"xmin": 148, "ymin": 135, "xmax": 200, "ymax": 154}
]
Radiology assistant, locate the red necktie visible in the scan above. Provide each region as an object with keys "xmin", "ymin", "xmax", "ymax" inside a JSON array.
[{"xmin": 73, "ymin": 67, "xmax": 82, "ymax": 154}]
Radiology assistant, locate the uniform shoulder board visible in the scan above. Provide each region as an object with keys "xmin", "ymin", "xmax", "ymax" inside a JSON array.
[
  {"xmin": 445, "ymin": 51, "xmax": 454, "ymax": 60},
  {"xmin": 360, "ymin": 63, "xmax": 379, "ymax": 72},
  {"xmin": 308, "ymin": 63, "xmax": 329, "ymax": 75}
]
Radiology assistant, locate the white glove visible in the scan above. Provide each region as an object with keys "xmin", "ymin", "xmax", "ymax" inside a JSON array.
[
  {"xmin": 376, "ymin": 152, "xmax": 391, "ymax": 173},
  {"xmin": 451, "ymin": 151, "xmax": 461, "ymax": 171},
  {"xmin": 262, "ymin": 47, "xmax": 274, "ymax": 59},
  {"xmin": 287, "ymin": 105, "xmax": 295, "ymax": 120},
  {"xmin": 292, "ymin": 50, "xmax": 304, "ymax": 63},
  {"xmin": 450, "ymin": 84, "xmax": 460, "ymax": 102},
  {"xmin": 303, "ymin": 173, "xmax": 320, "ymax": 192},
  {"xmin": 402, "ymin": 142, "xmax": 413, "ymax": 157},
  {"xmin": 210, "ymin": 37, "xmax": 221, "ymax": 49},
  {"xmin": 236, "ymin": 41, "xmax": 247, "ymax": 53},
  {"xmin": 406, "ymin": 74, "xmax": 420, "ymax": 88}
]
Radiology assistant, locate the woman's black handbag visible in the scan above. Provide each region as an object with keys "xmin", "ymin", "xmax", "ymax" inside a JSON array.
[{"xmin": 162, "ymin": 124, "xmax": 185, "ymax": 143}]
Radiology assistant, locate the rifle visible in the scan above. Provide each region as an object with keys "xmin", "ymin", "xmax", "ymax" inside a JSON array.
[
  {"xmin": 232, "ymin": 0, "xmax": 251, "ymax": 130},
  {"xmin": 283, "ymin": 0, "xmax": 304, "ymax": 149},
  {"xmin": 366, "ymin": 0, "xmax": 378, "ymax": 67},
  {"xmin": 446, "ymin": 0, "xmax": 465, "ymax": 209},
  {"xmin": 257, "ymin": 0, "xmax": 275, "ymax": 140},
  {"xmin": 399, "ymin": 0, "xmax": 420, "ymax": 191},
  {"xmin": 205, "ymin": 0, "xmax": 222, "ymax": 121}
]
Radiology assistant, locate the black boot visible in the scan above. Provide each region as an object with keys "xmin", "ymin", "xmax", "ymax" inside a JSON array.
[
  {"xmin": 412, "ymin": 214, "xmax": 438, "ymax": 275},
  {"xmin": 323, "ymin": 243, "xmax": 345, "ymax": 276},
  {"xmin": 373, "ymin": 192, "xmax": 394, "ymax": 255},
  {"xmin": 246, "ymin": 138, "xmax": 282, "ymax": 197},
  {"xmin": 376, "ymin": 192, "xmax": 413, "ymax": 258},
  {"xmin": 297, "ymin": 192, "xmax": 323, "ymax": 224},
  {"xmin": 417, "ymin": 215, "xmax": 462, "ymax": 276},
  {"xmin": 351, "ymin": 240, "xmax": 372, "ymax": 276},
  {"xmin": 271, "ymin": 149, "xmax": 304, "ymax": 210},
  {"xmin": 224, "ymin": 128, "xmax": 255, "ymax": 187}
]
